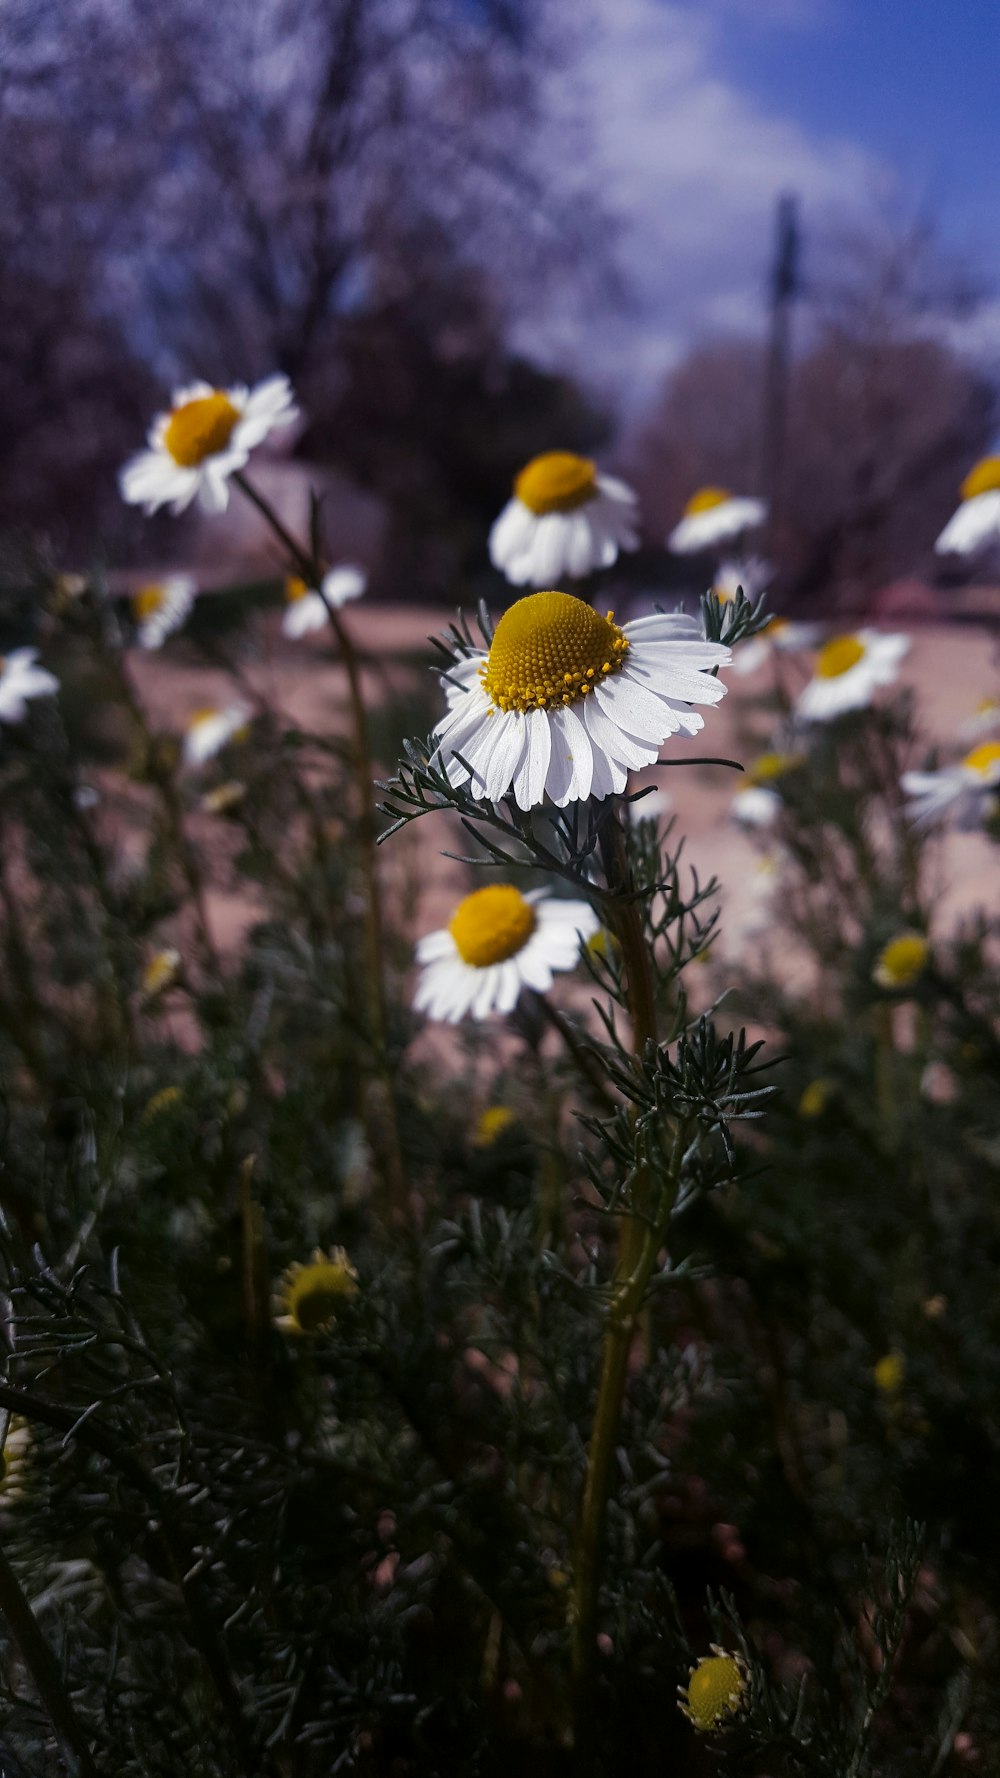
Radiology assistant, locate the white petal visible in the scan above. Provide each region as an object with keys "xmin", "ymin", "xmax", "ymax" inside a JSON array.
[
  {"xmin": 322, "ymin": 564, "xmax": 366, "ymax": 606},
  {"xmin": 528, "ymin": 513, "xmax": 574, "ymax": 586},
  {"xmin": 489, "ymin": 500, "xmax": 535, "ymax": 570},
  {"xmin": 594, "ymin": 673, "xmax": 679, "ymax": 744},
  {"xmin": 484, "ymin": 712, "xmax": 528, "ymax": 802},
  {"xmin": 549, "ymin": 703, "xmax": 593, "ymax": 803},
  {"xmin": 415, "ymin": 928, "xmax": 455, "ymax": 964},
  {"xmin": 582, "ymin": 690, "xmax": 655, "ymax": 770},
  {"xmin": 513, "ymin": 708, "xmax": 552, "ymax": 810},
  {"xmin": 935, "ymin": 490, "xmax": 1000, "ymax": 555}
]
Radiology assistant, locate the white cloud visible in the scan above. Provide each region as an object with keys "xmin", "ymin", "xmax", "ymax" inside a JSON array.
[{"xmin": 516, "ymin": 0, "xmax": 887, "ymax": 415}]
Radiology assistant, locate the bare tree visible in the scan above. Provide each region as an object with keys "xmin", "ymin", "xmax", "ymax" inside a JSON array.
[
  {"xmin": 627, "ymin": 216, "xmax": 996, "ymax": 608},
  {"xmin": 0, "ymin": 0, "xmax": 603, "ymax": 553}
]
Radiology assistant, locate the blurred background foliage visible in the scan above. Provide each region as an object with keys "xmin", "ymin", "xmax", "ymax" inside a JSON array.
[{"xmin": 0, "ymin": 578, "xmax": 996, "ymax": 1774}]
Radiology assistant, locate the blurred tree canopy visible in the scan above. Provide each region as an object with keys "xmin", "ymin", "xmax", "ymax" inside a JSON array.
[{"xmin": 0, "ymin": 0, "xmax": 608, "ymax": 583}]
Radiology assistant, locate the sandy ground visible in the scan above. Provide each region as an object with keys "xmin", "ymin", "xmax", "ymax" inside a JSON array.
[{"xmin": 126, "ymin": 610, "xmax": 1000, "ymax": 980}]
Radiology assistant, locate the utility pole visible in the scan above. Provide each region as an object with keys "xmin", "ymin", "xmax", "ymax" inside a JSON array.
[{"xmin": 761, "ymin": 192, "xmax": 800, "ymax": 532}]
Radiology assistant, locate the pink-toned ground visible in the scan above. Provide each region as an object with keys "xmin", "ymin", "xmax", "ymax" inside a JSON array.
[{"xmin": 128, "ymin": 610, "xmax": 1000, "ymax": 978}]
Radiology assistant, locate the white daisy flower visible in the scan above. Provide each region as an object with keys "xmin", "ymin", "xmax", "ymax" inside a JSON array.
[
  {"xmin": 414, "ymin": 884, "xmax": 599, "ymax": 1023},
  {"xmin": 0, "ymin": 648, "xmax": 59, "ymax": 723},
  {"xmin": 282, "ymin": 564, "xmax": 366, "ymax": 638},
  {"xmin": 488, "ymin": 452, "xmax": 639, "ymax": 587},
  {"xmin": 711, "ymin": 556, "xmax": 772, "ymax": 605},
  {"xmin": 142, "ymin": 948, "xmax": 182, "ymax": 998},
  {"xmin": 935, "ymin": 456, "xmax": 1000, "ymax": 556},
  {"xmin": 731, "ymin": 786, "xmax": 781, "ymax": 828},
  {"xmin": 433, "ymin": 591, "xmax": 731, "ymax": 812},
  {"xmin": 959, "ymin": 695, "xmax": 1000, "ymax": 742},
  {"xmin": 131, "ymin": 575, "xmax": 197, "ymax": 649},
  {"xmin": 119, "ymin": 375, "xmax": 298, "ymax": 517},
  {"xmin": 902, "ymin": 741, "xmax": 1000, "ymax": 830},
  {"xmin": 796, "ymin": 631, "xmax": 909, "ymax": 722},
  {"xmin": 183, "ymin": 702, "xmax": 251, "ymax": 766},
  {"xmin": 668, "ymin": 488, "xmax": 766, "ymax": 555},
  {"xmin": 730, "ymin": 615, "xmax": 823, "ymax": 677}
]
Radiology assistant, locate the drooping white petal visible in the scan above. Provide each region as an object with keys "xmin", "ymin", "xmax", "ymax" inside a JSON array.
[{"xmin": 513, "ymin": 709, "xmax": 552, "ymax": 810}]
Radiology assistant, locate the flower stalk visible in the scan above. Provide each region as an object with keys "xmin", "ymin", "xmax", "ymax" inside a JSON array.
[
  {"xmin": 233, "ymin": 471, "xmax": 405, "ymax": 1215},
  {"xmin": 570, "ymin": 807, "xmax": 666, "ymax": 1763}
]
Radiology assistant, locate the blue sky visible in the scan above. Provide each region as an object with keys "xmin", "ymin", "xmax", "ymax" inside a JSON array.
[
  {"xmin": 714, "ymin": 0, "xmax": 1000, "ymax": 266},
  {"xmin": 521, "ymin": 0, "xmax": 1000, "ymax": 416}
]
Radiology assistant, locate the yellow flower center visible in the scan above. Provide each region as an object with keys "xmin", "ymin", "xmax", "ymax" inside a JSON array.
[
  {"xmin": 685, "ymin": 486, "xmax": 731, "ymax": 515},
  {"xmin": 684, "ymin": 1656, "xmax": 744, "ymax": 1730},
  {"xmin": 815, "ymin": 635, "xmax": 865, "ymax": 679},
  {"xmin": 960, "ymin": 456, "xmax": 1000, "ymax": 501},
  {"xmin": 164, "ymin": 392, "xmax": 240, "ymax": 467},
  {"xmin": 285, "ymin": 1256, "xmax": 358, "ymax": 1333},
  {"xmin": 481, "ymin": 591, "xmax": 629, "ymax": 714},
  {"xmin": 189, "ymin": 707, "xmax": 219, "ymax": 728},
  {"xmin": 132, "ymin": 583, "xmax": 166, "ymax": 620},
  {"xmin": 749, "ymin": 750, "xmax": 803, "ymax": 784},
  {"xmin": 449, "ymin": 885, "xmax": 537, "ymax": 968},
  {"xmin": 799, "ymin": 1077, "xmax": 834, "ymax": 1118},
  {"xmin": 285, "ymin": 576, "xmax": 310, "ymax": 604},
  {"xmin": 142, "ymin": 1085, "xmax": 183, "ymax": 1122},
  {"xmin": 473, "ymin": 1106, "xmax": 517, "ymax": 1147},
  {"xmin": 876, "ymin": 933, "xmax": 929, "ymax": 988},
  {"xmin": 963, "ymin": 740, "xmax": 1000, "ymax": 777},
  {"xmin": 874, "ymin": 1352, "xmax": 905, "ymax": 1395},
  {"xmin": 143, "ymin": 950, "xmax": 180, "ymax": 995},
  {"xmin": 514, "ymin": 452, "xmax": 597, "ymax": 515}
]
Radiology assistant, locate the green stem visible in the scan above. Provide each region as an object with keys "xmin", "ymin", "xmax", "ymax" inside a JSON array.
[
  {"xmin": 233, "ymin": 471, "xmax": 406, "ymax": 1217},
  {"xmin": 570, "ymin": 807, "xmax": 662, "ymax": 1767},
  {"xmin": 108, "ymin": 650, "xmax": 221, "ymax": 978},
  {"xmin": 530, "ymin": 992, "xmax": 617, "ymax": 1113}
]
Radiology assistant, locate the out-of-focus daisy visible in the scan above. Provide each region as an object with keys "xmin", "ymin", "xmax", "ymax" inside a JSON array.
[
  {"xmin": 668, "ymin": 489, "xmax": 766, "ymax": 555},
  {"xmin": 799, "ymin": 1077, "xmax": 835, "ymax": 1119},
  {"xmin": 414, "ymin": 884, "xmax": 598, "ymax": 1023},
  {"xmin": 119, "ymin": 375, "xmax": 298, "ymax": 516},
  {"xmin": 711, "ymin": 556, "xmax": 772, "ymax": 605},
  {"xmin": 472, "ymin": 1106, "xmax": 518, "ymax": 1148},
  {"xmin": 201, "ymin": 779, "xmax": 246, "ymax": 815},
  {"xmin": 282, "ymin": 564, "xmax": 366, "ymax": 639},
  {"xmin": 141, "ymin": 1085, "xmax": 183, "ymax": 1123},
  {"xmin": 0, "ymin": 649, "xmax": 58, "ymax": 723},
  {"xmin": 488, "ymin": 452, "xmax": 639, "ymax": 587},
  {"xmin": 902, "ymin": 740, "xmax": 1000, "ymax": 830},
  {"xmin": 131, "ymin": 575, "xmax": 197, "ymax": 650},
  {"xmin": 183, "ymin": 702, "xmax": 251, "ymax": 766},
  {"xmin": 749, "ymin": 750, "xmax": 805, "ymax": 784},
  {"xmin": 935, "ymin": 456, "xmax": 1000, "ymax": 556},
  {"xmin": 731, "ymin": 785, "xmax": 781, "ymax": 828},
  {"xmin": 873, "ymin": 932, "xmax": 930, "ymax": 991},
  {"xmin": 873, "ymin": 1352, "xmax": 905, "ymax": 1395},
  {"xmin": 142, "ymin": 948, "xmax": 181, "ymax": 999},
  {"xmin": 731, "ymin": 615, "xmax": 822, "ymax": 677},
  {"xmin": 796, "ymin": 631, "xmax": 909, "ymax": 722},
  {"xmin": 433, "ymin": 591, "xmax": 731, "ymax": 811},
  {"xmin": 959, "ymin": 695, "xmax": 1000, "ymax": 741},
  {"xmin": 274, "ymin": 1247, "xmax": 358, "ymax": 1335}
]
